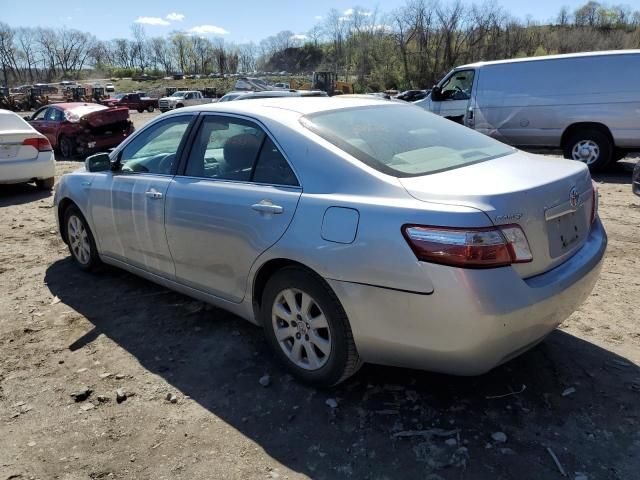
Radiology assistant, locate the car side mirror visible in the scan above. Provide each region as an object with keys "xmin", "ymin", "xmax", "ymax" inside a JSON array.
[
  {"xmin": 430, "ymin": 86, "xmax": 441, "ymax": 101},
  {"xmin": 85, "ymin": 152, "xmax": 111, "ymax": 172}
]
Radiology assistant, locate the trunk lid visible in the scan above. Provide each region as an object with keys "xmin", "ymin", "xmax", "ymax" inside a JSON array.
[
  {"xmin": 0, "ymin": 131, "xmax": 44, "ymax": 162},
  {"xmin": 399, "ymin": 151, "xmax": 594, "ymax": 278},
  {"xmin": 79, "ymin": 107, "xmax": 130, "ymax": 129}
]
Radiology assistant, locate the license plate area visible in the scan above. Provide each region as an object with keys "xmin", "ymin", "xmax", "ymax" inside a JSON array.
[
  {"xmin": 547, "ymin": 211, "xmax": 584, "ymax": 258},
  {"xmin": 0, "ymin": 144, "xmax": 19, "ymax": 159}
]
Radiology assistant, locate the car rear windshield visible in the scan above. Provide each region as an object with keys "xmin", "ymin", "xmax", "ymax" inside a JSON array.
[{"xmin": 301, "ymin": 104, "xmax": 514, "ymax": 177}]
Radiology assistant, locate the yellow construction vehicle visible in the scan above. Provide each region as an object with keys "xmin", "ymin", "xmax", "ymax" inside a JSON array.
[{"xmin": 291, "ymin": 71, "xmax": 353, "ymax": 96}]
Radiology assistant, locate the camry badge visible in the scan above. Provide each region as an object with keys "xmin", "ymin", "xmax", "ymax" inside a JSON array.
[{"xmin": 569, "ymin": 187, "xmax": 579, "ymax": 208}]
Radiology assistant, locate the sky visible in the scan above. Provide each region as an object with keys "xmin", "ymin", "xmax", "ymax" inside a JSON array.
[{"xmin": 0, "ymin": 0, "xmax": 613, "ymax": 43}]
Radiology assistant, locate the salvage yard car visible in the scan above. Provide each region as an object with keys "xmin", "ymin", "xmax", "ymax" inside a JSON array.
[
  {"xmin": 0, "ymin": 109, "xmax": 55, "ymax": 189},
  {"xmin": 26, "ymin": 103, "xmax": 134, "ymax": 159},
  {"xmin": 53, "ymin": 97, "xmax": 607, "ymax": 387},
  {"xmin": 158, "ymin": 90, "xmax": 210, "ymax": 112},
  {"xmin": 633, "ymin": 162, "xmax": 640, "ymax": 197},
  {"xmin": 416, "ymin": 50, "xmax": 640, "ymax": 171},
  {"xmin": 101, "ymin": 92, "xmax": 158, "ymax": 113}
]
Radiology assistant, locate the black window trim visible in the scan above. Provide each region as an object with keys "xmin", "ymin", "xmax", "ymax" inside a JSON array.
[{"xmin": 176, "ymin": 112, "xmax": 302, "ymax": 189}]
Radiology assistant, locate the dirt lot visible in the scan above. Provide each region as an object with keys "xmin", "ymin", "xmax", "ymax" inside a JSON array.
[{"xmin": 1, "ymin": 112, "xmax": 639, "ymax": 479}]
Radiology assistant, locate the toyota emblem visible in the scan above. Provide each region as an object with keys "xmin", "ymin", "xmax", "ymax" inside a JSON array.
[{"xmin": 569, "ymin": 187, "xmax": 579, "ymax": 208}]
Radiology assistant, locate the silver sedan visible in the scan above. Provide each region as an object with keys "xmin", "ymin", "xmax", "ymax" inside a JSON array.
[{"xmin": 54, "ymin": 98, "xmax": 607, "ymax": 386}]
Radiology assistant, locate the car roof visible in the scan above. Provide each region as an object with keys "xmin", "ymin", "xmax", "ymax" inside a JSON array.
[
  {"xmin": 49, "ymin": 102, "xmax": 107, "ymax": 111},
  {"xmin": 457, "ymin": 49, "xmax": 640, "ymax": 69},
  {"xmin": 184, "ymin": 96, "xmax": 393, "ymax": 117}
]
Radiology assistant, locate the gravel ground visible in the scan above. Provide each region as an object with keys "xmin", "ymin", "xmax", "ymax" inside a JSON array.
[{"xmin": 0, "ymin": 112, "xmax": 638, "ymax": 479}]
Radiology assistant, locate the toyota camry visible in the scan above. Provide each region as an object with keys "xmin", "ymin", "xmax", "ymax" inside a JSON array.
[{"xmin": 54, "ymin": 97, "xmax": 607, "ymax": 386}]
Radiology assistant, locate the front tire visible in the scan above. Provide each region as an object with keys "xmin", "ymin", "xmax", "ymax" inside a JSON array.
[
  {"xmin": 147, "ymin": 105, "xmax": 155, "ymax": 113},
  {"xmin": 261, "ymin": 267, "xmax": 361, "ymax": 387},
  {"xmin": 63, "ymin": 205, "xmax": 101, "ymax": 271},
  {"xmin": 563, "ymin": 128, "xmax": 612, "ymax": 172}
]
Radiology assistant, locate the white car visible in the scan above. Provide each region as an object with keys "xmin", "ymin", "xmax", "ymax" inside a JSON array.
[
  {"xmin": 105, "ymin": 83, "xmax": 115, "ymax": 93},
  {"xmin": 0, "ymin": 109, "xmax": 55, "ymax": 189}
]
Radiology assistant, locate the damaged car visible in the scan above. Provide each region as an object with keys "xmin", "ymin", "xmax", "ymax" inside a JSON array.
[{"xmin": 26, "ymin": 103, "xmax": 134, "ymax": 159}]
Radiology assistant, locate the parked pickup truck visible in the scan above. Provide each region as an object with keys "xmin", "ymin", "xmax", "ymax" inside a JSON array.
[
  {"xmin": 101, "ymin": 93, "xmax": 158, "ymax": 113},
  {"xmin": 158, "ymin": 90, "xmax": 211, "ymax": 112}
]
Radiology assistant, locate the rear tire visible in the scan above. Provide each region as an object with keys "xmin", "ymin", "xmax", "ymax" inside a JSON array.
[
  {"xmin": 563, "ymin": 128, "xmax": 612, "ymax": 172},
  {"xmin": 58, "ymin": 136, "xmax": 75, "ymax": 160},
  {"xmin": 63, "ymin": 205, "xmax": 101, "ymax": 271},
  {"xmin": 36, "ymin": 177, "xmax": 54, "ymax": 190},
  {"xmin": 261, "ymin": 267, "xmax": 362, "ymax": 387}
]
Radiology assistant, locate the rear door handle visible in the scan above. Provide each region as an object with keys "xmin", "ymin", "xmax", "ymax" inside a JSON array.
[
  {"xmin": 252, "ymin": 201, "xmax": 283, "ymax": 214},
  {"xmin": 145, "ymin": 190, "xmax": 163, "ymax": 199}
]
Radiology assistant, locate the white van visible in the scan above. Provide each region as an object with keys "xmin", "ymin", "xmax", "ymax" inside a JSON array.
[{"xmin": 416, "ymin": 50, "xmax": 640, "ymax": 170}]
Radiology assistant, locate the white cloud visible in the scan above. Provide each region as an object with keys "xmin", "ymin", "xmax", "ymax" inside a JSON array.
[
  {"xmin": 291, "ymin": 34, "xmax": 307, "ymax": 41},
  {"xmin": 314, "ymin": 15, "xmax": 323, "ymax": 20},
  {"xmin": 188, "ymin": 25, "xmax": 229, "ymax": 35},
  {"xmin": 135, "ymin": 16, "xmax": 170, "ymax": 26},
  {"xmin": 166, "ymin": 12, "xmax": 185, "ymax": 21},
  {"xmin": 342, "ymin": 8, "xmax": 372, "ymax": 18}
]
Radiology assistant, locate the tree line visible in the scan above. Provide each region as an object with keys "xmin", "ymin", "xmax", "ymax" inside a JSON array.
[{"xmin": 1, "ymin": 0, "xmax": 639, "ymax": 90}]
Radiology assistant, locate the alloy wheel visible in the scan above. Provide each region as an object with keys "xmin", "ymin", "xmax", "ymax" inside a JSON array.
[
  {"xmin": 571, "ymin": 139, "xmax": 600, "ymax": 165},
  {"xmin": 67, "ymin": 215, "xmax": 91, "ymax": 265},
  {"xmin": 271, "ymin": 288, "xmax": 332, "ymax": 370}
]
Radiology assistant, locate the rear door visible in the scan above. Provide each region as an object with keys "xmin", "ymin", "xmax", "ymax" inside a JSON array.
[
  {"xmin": 89, "ymin": 114, "xmax": 196, "ymax": 278},
  {"xmin": 165, "ymin": 114, "xmax": 302, "ymax": 302}
]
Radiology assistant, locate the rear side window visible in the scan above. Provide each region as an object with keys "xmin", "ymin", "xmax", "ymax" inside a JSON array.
[
  {"xmin": 185, "ymin": 116, "xmax": 298, "ymax": 186},
  {"xmin": 301, "ymin": 104, "xmax": 514, "ymax": 177},
  {"xmin": 253, "ymin": 137, "xmax": 298, "ymax": 186}
]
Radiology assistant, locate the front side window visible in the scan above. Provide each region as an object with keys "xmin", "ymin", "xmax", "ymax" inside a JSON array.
[
  {"xmin": 302, "ymin": 104, "xmax": 513, "ymax": 177},
  {"xmin": 438, "ymin": 70, "xmax": 475, "ymax": 101},
  {"xmin": 184, "ymin": 116, "xmax": 298, "ymax": 185},
  {"xmin": 119, "ymin": 116, "xmax": 192, "ymax": 174}
]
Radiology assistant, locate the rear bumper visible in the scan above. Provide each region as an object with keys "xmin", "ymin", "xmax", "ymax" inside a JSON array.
[
  {"xmin": 0, "ymin": 152, "xmax": 55, "ymax": 184},
  {"xmin": 328, "ymin": 218, "xmax": 607, "ymax": 375},
  {"xmin": 75, "ymin": 127, "xmax": 133, "ymax": 155}
]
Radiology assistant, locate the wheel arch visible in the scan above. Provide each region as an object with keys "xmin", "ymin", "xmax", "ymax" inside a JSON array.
[
  {"xmin": 57, "ymin": 197, "xmax": 83, "ymax": 244},
  {"xmin": 561, "ymin": 122, "xmax": 615, "ymax": 149},
  {"xmin": 251, "ymin": 258, "xmax": 326, "ymax": 324}
]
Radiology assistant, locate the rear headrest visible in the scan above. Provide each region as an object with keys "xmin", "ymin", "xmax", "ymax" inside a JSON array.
[{"xmin": 223, "ymin": 133, "xmax": 261, "ymax": 171}]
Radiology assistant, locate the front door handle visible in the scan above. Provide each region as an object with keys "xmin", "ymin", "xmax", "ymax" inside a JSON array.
[
  {"xmin": 252, "ymin": 200, "xmax": 283, "ymax": 214},
  {"xmin": 145, "ymin": 190, "xmax": 163, "ymax": 199}
]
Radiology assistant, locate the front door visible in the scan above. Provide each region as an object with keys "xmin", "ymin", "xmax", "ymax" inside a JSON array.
[
  {"xmin": 89, "ymin": 114, "xmax": 195, "ymax": 278},
  {"xmin": 165, "ymin": 114, "xmax": 302, "ymax": 302},
  {"xmin": 430, "ymin": 69, "xmax": 475, "ymax": 125}
]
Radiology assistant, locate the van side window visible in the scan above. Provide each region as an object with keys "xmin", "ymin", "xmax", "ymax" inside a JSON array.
[{"xmin": 438, "ymin": 70, "xmax": 475, "ymax": 101}]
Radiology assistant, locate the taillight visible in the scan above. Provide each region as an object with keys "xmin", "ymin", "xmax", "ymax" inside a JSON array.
[
  {"xmin": 402, "ymin": 224, "xmax": 533, "ymax": 268},
  {"xmin": 590, "ymin": 180, "xmax": 599, "ymax": 224},
  {"xmin": 22, "ymin": 137, "xmax": 52, "ymax": 152}
]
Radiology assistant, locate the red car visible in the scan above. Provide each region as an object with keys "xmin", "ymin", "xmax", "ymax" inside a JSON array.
[
  {"xmin": 26, "ymin": 103, "xmax": 134, "ymax": 159},
  {"xmin": 101, "ymin": 93, "xmax": 158, "ymax": 113}
]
